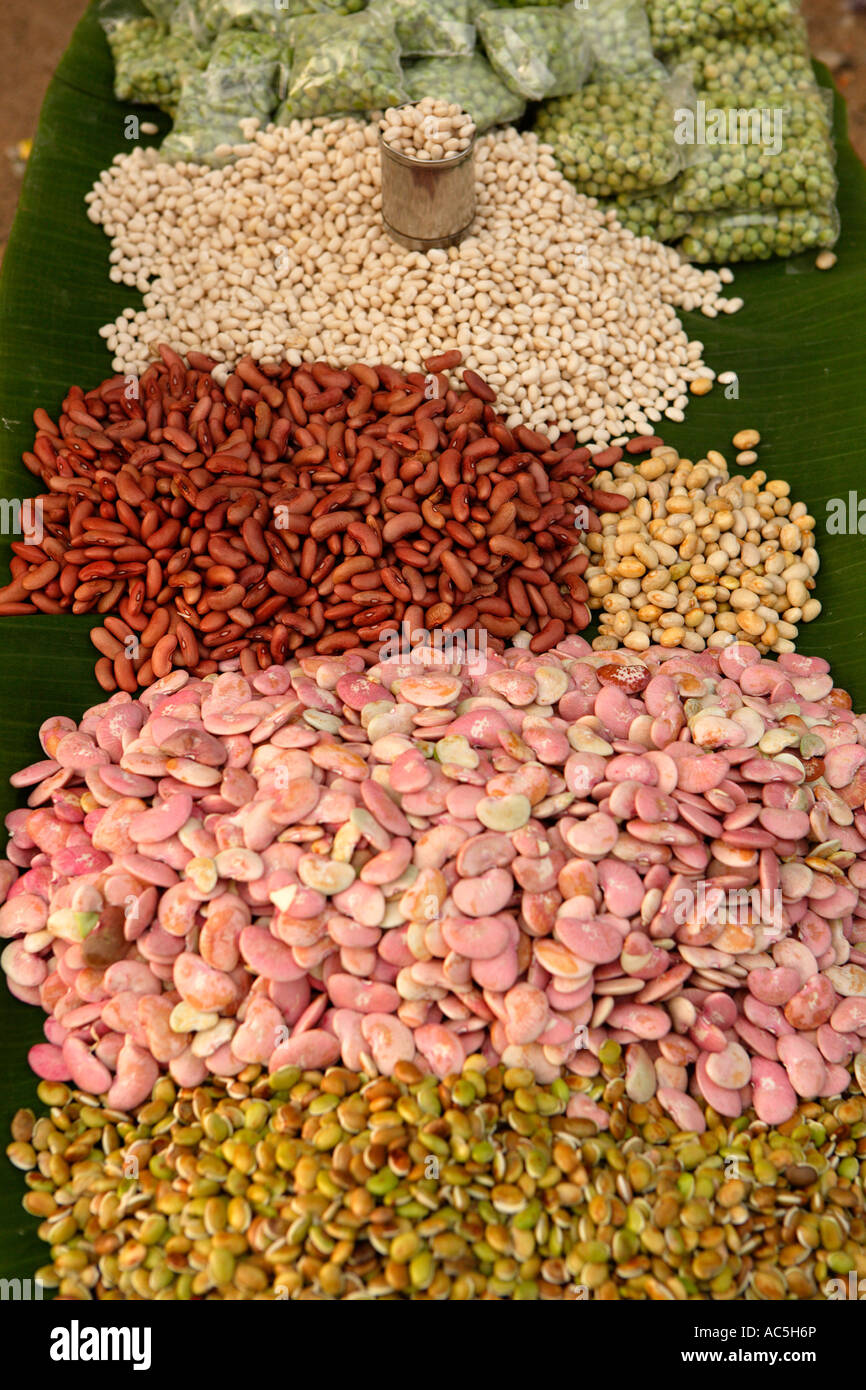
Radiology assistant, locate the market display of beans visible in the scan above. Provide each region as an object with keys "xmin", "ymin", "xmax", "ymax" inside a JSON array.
[{"xmin": 1, "ymin": 0, "xmax": 865, "ymax": 1313}]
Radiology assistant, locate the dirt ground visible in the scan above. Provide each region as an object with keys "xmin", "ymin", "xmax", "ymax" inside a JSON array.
[{"xmin": 0, "ymin": 0, "xmax": 864, "ymax": 258}]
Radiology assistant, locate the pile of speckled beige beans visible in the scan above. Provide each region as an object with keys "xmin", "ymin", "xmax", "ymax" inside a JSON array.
[{"xmin": 582, "ymin": 434, "xmax": 821, "ymax": 657}]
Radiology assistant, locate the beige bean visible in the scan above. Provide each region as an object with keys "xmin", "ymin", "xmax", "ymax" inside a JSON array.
[
  {"xmin": 786, "ymin": 579, "xmax": 809, "ymax": 608},
  {"xmin": 733, "ymin": 429, "xmax": 760, "ymax": 450},
  {"xmin": 737, "ymin": 611, "xmax": 766, "ymax": 637}
]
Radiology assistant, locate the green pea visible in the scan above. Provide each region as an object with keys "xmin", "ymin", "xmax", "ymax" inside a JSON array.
[
  {"xmin": 158, "ymin": 24, "xmax": 283, "ymax": 164},
  {"xmin": 665, "ymin": 25, "xmax": 815, "ymax": 98},
  {"xmin": 179, "ymin": 0, "xmax": 362, "ymax": 44}
]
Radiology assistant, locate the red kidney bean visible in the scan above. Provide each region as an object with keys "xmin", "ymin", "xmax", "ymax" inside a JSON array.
[
  {"xmin": 94, "ymin": 656, "xmax": 116, "ymax": 690},
  {"xmin": 462, "ymin": 369, "xmax": 497, "ymax": 403},
  {"xmin": 382, "ymin": 513, "xmax": 424, "ymax": 545},
  {"xmin": 140, "ymin": 608, "xmax": 170, "ymax": 647},
  {"xmin": 113, "ymin": 654, "xmax": 137, "ymax": 692},
  {"xmin": 424, "ymin": 350, "xmax": 462, "ymax": 373},
  {"xmin": 530, "ymin": 618, "xmax": 565, "ymax": 653},
  {"xmin": 20, "ymin": 560, "xmax": 59, "ymax": 591},
  {"xmin": 151, "ymin": 633, "xmax": 178, "ymax": 678}
]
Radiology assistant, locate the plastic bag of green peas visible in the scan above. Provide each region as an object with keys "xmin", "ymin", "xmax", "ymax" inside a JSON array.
[
  {"xmin": 160, "ymin": 28, "xmax": 282, "ymax": 162},
  {"xmin": 476, "ymin": 5, "xmax": 593, "ymax": 102},
  {"xmin": 678, "ymin": 203, "xmax": 840, "ymax": 262},
  {"xmin": 370, "ymin": 0, "xmax": 475, "ymax": 57},
  {"xmin": 671, "ymin": 88, "xmax": 837, "ymax": 214},
  {"xmin": 667, "ymin": 23, "xmax": 816, "ymax": 99},
  {"xmin": 404, "ymin": 53, "xmax": 526, "ymax": 131},
  {"xmin": 277, "ymin": 7, "xmax": 408, "ymax": 119},
  {"xmin": 585, "ymin": 0, "xmax": 665, "ymax": 81},
  {"xmin": 534, "ymin": 71, "xmax": 693, "ymax": 198},
  {"xmin": 647, "ymin": 0, "xmax": 801, "ymax": 56},
  {"xmin": 158, "ymin": 74, "xmax": 257, "ymax": 161},
  {"xmin": 101, "ymin": 13, "xmax": 210, "ymax": 116}
]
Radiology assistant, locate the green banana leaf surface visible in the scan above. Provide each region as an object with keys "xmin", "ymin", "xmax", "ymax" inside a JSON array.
[{"xmin": 0, "ymin": 0, "xmax": 864, "ymax": 1284}]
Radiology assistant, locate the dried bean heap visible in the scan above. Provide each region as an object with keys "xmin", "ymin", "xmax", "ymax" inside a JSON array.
[
  {"xmin": 3, "ymin": 638, "xmax": 866, "ymax": 1128},
  {"xmin": 0, "ymin": 349, "xmax": 607, "ymax": 690},
  {"xmin": 87, "ymin": 119, "xmax": 739, "ymax": 442},
  {"xmin": 582, "ymin": 434, "xmax": 821, "ymax": 656},
  {"xmin": 9, "ymin": 1064, "xmax": 866, "ymax": 1301},
  {"xmin": 380, "ymin": 98, "xmax": 475, "ymax": 160}
]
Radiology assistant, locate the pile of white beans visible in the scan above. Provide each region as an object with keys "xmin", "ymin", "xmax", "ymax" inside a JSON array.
[{"xmin": 87, "ymin": 117, "xmax": 741, "ymax": 442}]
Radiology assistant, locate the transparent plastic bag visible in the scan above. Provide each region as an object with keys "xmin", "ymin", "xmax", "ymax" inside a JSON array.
[
  {"xmin": 679, "ymin": 203, "xmax": 840, "ymax": 262},
  {"xmin": 371, "ymin": 0, "xmax": 475, "ymax": 57},
  {"xmin": 102, "ymin": 11, "xmax": 210, "ymax": 115},
  {"xmin": 209, "ymin": 27, "xmax": 280, "ymax": 75},
  {"xmin": 586, "ymin": 0, "xmax": 664, "ymax": 81},
  {"xmin": 534, "ymin": 72, "xmax": 693, "ymax": 198},
  {"xmin": 159, "ymin": 73, "xmax": 254, "ymax": 161},
  {"xmin": 404, "ymin": 53, "xmax": 526, "ymax": 131},
  {"xmin": 207, "ymin": 25, "xmax": 283, "ymax": 86},
  {"xmin": 173, "ymin": 0, "xmax": 362, "ymax": 43},
  {"xmin": 610, "ymin": 184, "xmax": 692, "ymax": 242},
  {"xmin": 277, "ymin": 8, "xmax": 408, "ymax": 119},
  {"xmin": 476, "ymin": 6, "xmax": 593, "ymax": 102},
  {"xmin": 672, "ymin": 88, "xmax": 837, "ymax": 213},
  {"xmin": 667, "ymin": 23, "xmax": 816, "ymax": 99},
  {"xmin": 648, "ymin": 0, "xmax": 802, "ymax": 56},
  {"xmin": 160, "ymin": 29, "xmax": 281, "ymax": 162}
]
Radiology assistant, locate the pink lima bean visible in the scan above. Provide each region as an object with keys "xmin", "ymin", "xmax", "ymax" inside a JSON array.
[{"xmin": 0, "ymin": 642, "xmax": 864, "ymax": 1122}]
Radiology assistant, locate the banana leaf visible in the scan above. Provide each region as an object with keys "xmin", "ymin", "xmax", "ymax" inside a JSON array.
[{"xmin": 0, "ymin": 0, "xmax": 864, "ymax": 1284}]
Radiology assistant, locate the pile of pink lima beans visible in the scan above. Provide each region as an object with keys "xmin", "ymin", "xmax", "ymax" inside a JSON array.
[{"xmin": 2, "ymin": 634, "xmax": 866, "ymax": 1135}]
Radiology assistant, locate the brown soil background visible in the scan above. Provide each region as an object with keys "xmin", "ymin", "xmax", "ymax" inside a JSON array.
[{"xmin": 0, "ymin": 0, "xmax": 863, "ymax": 259}]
